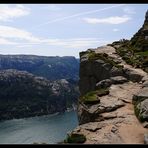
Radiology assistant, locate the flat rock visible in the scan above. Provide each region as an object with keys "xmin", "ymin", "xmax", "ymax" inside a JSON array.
[
  {"xmin": 80, "ymin": 122, "xmax": 105, "ymax": 132},
  {"xmin": 110, "ymin": 76, "xmax": 128, "ymax": 84},
  {"xmin": 88, "ymin": 99, "xmax": 125, "ymax": 114},
  {"xmin": 101, "ymin": 112, "xmax": 117, "ymax": 119}
]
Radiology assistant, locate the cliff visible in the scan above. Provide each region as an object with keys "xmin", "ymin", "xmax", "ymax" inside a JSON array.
[
  {"xmin": 65, "ymin": 11, "xmax": 148, "ymax": 144},
  {"xmin": 0, "ymin": 69, "xmax": 79, "ymax": 121}
]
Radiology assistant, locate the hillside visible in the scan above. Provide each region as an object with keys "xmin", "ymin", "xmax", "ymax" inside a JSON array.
[
  {"xmin": 0, "ymin": 69, "xmax": 79, "ymax": 121},
  {"xmin": 0, "ymin": 55, "xmax": 79, "ymax": 81}
]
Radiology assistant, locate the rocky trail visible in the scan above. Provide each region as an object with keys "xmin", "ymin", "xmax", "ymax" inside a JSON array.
[{"xmin": 74, "ymin": 82, "xmax": 147, "ymax": 144}]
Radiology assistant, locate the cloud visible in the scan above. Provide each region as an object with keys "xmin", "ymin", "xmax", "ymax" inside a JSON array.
[
  {"xmin": 123, "ymin": 7, "xmax": 136, "ymax": 14},
  {"xmin": 35, "ymin": 4, "xmax": 126, "ymax": 27},
  {"xmin": 83, "ymin": 15, "xmax": 131, "ymax": 24},
  {"xmin": 0, "ymin": 25, "xmax": 110, "ymax": 50},
  {"xmin": 16, "ymin": 37, "xmax": 111, "ymax": 50},
  {"xmin": 0, "ymin": 38, "xmax": 17, "ymax": 45},
  {"xmin": 0, "ymin": 4, "xmax": 30, "ymax": 22},
  {"xmin": 0, "ymin": 25, "xmax": 41, "ymax": 42},
  {"xmin": 113, "ymin": 28, "xmax": 119, "ymax": 32}
]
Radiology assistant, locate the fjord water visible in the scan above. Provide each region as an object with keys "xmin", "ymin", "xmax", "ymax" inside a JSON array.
[{"xmin": 0, "ymin": 111, "xmax": 78, "ymax": 144}]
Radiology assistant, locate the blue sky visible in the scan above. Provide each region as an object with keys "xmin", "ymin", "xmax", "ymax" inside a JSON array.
[{"xmin": 0, "ymin": 4, "xmax": 147, "ymax": 58}]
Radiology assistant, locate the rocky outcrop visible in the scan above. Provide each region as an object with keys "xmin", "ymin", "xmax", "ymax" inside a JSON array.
[
  {"xmin": 0, "ymin": 69, "xmax": 79, "ymax": 121},
  {"xmin": 68, "ymin": 46, "xmax": 148, "ymax": 143},
  {"xmin": 65, "ymin": 10, "xmax": 148, "ymax": 144}
]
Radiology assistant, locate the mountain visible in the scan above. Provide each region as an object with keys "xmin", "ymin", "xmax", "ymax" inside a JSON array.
[
  {"xmin": 0, "ymin": 69, "xmax": 79, "ymax": 121},
  {"xmin": 64, "ymin": 10, "xmax": 148, "ymax": 144},
  {"xmin": 0, "ymin": 55, "xmax": 79, "ymax": 81}
]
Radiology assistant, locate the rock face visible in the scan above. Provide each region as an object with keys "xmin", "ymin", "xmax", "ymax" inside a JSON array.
[{"xmin": 0, "ymin": 69, "xmax": 79, "ymax": 121}]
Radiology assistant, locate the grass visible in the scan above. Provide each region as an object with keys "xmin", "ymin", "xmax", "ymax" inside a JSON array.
[
  {"xmin": 64, "ymin": 133, "xmax": 86, "ymax": 143},
  {"xmin": 135, "ymin": 51, "xmax": 148, "ymax": 56},
  {"xmin": 80, "ymin": 88, "xmax": 109, "ymax": 104}
]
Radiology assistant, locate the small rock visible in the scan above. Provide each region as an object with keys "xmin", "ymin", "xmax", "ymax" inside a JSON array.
[
  {"xmin": 142, "ymin": 76, "xmax": 148, "ymax": 83},
  {"xmin": 144, "ymin": 134, "xmax": 148, "ymax": 144},
  {"xmin": 111, "ymin": 126, "xmax": 118, "ymax": 133},
  {"xmin": 143, "ymin": 122, "xmax": 148, "ymax": 128},
  {"xmin": 102, "ymin": 113, "xmax": 117, "ymax": 119},
  {"xmin": 143, "ymin": 80, "xmax": 148, "ymax": 88}
]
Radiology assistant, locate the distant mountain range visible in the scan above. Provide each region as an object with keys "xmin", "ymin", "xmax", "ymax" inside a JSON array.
[
  {"xmin": 0, "ymin": 55, "xmax": 79, "ymax": 81},
  {"xmin": 0, "ymin": 55, "xmax": 80, "ymax": 121}
]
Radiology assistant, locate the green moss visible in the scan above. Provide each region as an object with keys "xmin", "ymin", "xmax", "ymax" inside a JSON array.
[
  {"xmin": 64, "ymin": 133, "xmax": 86, "ymax": 143},
  {"xmin": 134, "ymin": 103, "xmax": 145, "ymax": 122},
  {"xmin": 135, "ymin": 51, "xmax": 148, "ymax": 56},
  {"xmin": 80, "ymin": 88, "xmax": 109, "ymax": 104},
  {"xmin": 87, "ymin": 51, "xmax": 123, "ymax": 69}
]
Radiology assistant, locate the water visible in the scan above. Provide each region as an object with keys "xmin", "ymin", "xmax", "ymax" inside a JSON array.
[{"xmin": 0, "ymin": 110, "xmax": 78, "ymax": 144}]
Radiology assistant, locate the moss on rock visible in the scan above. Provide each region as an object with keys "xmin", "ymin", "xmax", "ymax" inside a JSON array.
[
  {"xmin": 64, "ymin": 133, "xmax": 86, "ymax": 143},
  {"xmin": 80, "ymin": 88, "xmax": 109, "ymax": 105}
]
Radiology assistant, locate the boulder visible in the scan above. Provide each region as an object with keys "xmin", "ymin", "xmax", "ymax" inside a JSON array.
[
  {"xmin": 123, "ymin": 68, "xmax": 144, "ymax": 82},
  {"xmin": 135, "ymin": 99, "xmax": 148, "ymax": 122},
  {"xmin": 77, "ymin": 103, "xmax": 101, "ymax": 125},
  {"xmin": 78, "ymin": 99, "xmax": 125, "ymax": 125},
  {"xmin": 133, "ymin": 87, "xmax": 148, "ymax": 104},
  {"xmin": 96, "ymin": 79, "xmax": 112, "ymax": 89},
  {"xmin": 110, "ymin": 66, "xmax": 124, "ymax": 77}
]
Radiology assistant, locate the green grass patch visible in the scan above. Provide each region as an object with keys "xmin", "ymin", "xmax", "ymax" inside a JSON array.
[
  {"xmin": 64, "ymin": 133, "xmax": 86, "ymax": 143},
  {"xmin": 135, "ymin": 51, "xmax": 148, "ymax": 56},
  {"xmin": 81, "ymin": 88, "xmax": 109, "ymax": 104}
]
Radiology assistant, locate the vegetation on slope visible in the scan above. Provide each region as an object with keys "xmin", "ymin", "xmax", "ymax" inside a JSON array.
[
  {"xmin": 80, "ymin": 88, "xmax": 109, "ymax": 105},
  {"xmin": 109, "ymin": 14, "xmax": 148, "ymax": 73}
]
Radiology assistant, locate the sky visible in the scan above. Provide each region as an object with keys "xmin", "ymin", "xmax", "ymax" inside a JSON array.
[{"xmin": 0, "ymin": 4, "xmax": 147, "ymax": 58}]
